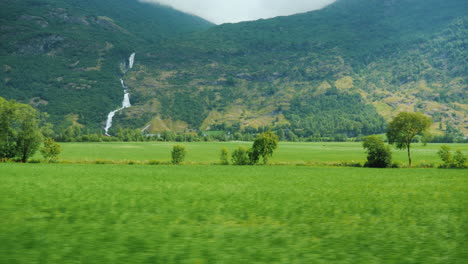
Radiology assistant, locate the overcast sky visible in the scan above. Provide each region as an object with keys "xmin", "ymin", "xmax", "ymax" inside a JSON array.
[{"xmin": 140, "ymin": 0, "xmax": 336, "ymax": 24}]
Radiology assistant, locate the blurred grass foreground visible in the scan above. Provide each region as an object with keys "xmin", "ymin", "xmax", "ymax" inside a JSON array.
[{"xmin": 0, "ymin": 164, "xmax": 466, "ymax": 263}]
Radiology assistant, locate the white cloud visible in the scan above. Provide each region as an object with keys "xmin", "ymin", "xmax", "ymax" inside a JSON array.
[{"xmin": 140, "ymin": 0, "xmax": 336, "ymax": 24}]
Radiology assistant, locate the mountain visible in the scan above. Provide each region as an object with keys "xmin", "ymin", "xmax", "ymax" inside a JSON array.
[
  {"xmin": 0, "ymin": 0, "xmax": 213, "ymax": 129},
  {"xmin": 121, "ymin": 0, "xmax": 466, "ymax": 137},
  {"xmin": 1, "ymin": 0, "xmax": 466, "ymax": 138}
]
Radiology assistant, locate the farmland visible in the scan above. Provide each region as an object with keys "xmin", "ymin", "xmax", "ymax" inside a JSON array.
[
  {"xmin": 1, "ymin": 0, "xmax": 466, "ymax": 262},
  {"xmin": 39, "ymin": 142, "xmax": 468, "ymax": 167},
  {"xmin": 0, "ymin": 164, "xmax": 466, "ymax": 264}
]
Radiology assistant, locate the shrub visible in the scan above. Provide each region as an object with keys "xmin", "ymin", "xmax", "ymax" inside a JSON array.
[
  {"xmin": 453, "ymin": 150, "xmax": 467, "ymax": 168},
  {"xmin": 220, "ymin": 148, "xmax": 229, "ymax": 165},
  {"xmin": 40, "ymin": 138, "xmax": 61, "ymax": 162},
  {"xmin": 362, "ymin": 135, "xmax": 392, "ymax": 168},
  {"xmin": 95, "ymin": 159, "xmax": 111, "ymax": 164},
  {"xmin": 437, "ymin": 145, "xmax": 452, "ymax": 166},
  {"xmin": 341, "ymin": 162, "xmax": 363, "ymax": 168},
  {"xmin": 438, "ymin": 146, "xmax": 467, "ymax": 168},
  {"xmin": 231, "ymin": 146, "xmax": 250, "ymax": 165},
  {"xmin": 417, "ymin": 162, "xmax": 435, "ymax": 168},
  {"xmin": 171, "ymin": 145, "xmax": 187, "ymax": 165}
]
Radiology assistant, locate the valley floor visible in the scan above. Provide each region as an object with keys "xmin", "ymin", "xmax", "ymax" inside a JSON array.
[
  {"xmin": 34, "ymin": 142, "xmax": 468, "ymax": 167},
  {"xmin": 0, "ymin": 164, "xmax": 466, "ymax": 264}
]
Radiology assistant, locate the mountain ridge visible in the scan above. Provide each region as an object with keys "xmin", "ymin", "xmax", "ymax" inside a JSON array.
[
  {"xmin": 1, "ymin": 0, "xmax": 466, "ymax": 138},
  {"xmin": 121, "ymin": 0, "xmax": 466, "ymax": 137}
]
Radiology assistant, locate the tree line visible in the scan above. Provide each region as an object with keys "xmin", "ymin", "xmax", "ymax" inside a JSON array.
[
  {"xmin": 1, "ymin": 96, "xmax": 465, "ymax": 167},
  {"xmin": 49, "ymin": 123, "xmax": 466, "ymax": 144}
]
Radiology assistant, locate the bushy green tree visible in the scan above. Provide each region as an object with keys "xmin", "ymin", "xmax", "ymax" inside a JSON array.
[
  {"xmin": 0, "ymin": 97, "xmax": 43, "ymax": 162},
  {"xmin": 220, "ymin": 148, "xmax": 229, "ymax": 165},
  {"xmin": 251, "ymin": 131, "xmax": 279, "ymax": 164},
  {"xmin": 362, "ymin": 135, "xmax": 392, "ymax": 168},
  {"xmin": 40, "ymin": 138, "xmax": 61, "ymax": 162},
  {"xmin": 0, "ymin": 98, "xmax": 18, "ymax": 159},
  {"xmin": 387, "ymin": 112, "xmax": 431, "ymax": 167},
  {"xmin": 15, "ymin": 104, "xmax": 43, "ymax": 162},
  {"xmin": 231, "ymin": 146, "xmax": 250, "ymax": 165},
  {"xmin": 39, "ymin": 113, "xmax": 55, "ymax": 139},
  {"xmin": 171, "ymin": 145, "xmax": 187, "ymax": 165},
  {"xmin": 117, "ymin": 128, "xmax": 145, "ymax": 142}
]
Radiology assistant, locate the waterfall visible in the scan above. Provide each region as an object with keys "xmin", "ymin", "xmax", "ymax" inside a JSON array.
[
  {"xmin": 122, "ymin": 93, "xmax": 131, "ymax": 108},
  {"xmin": 129, "ymin": 52, "xmax": 136, "ymax": 69},
  {"xmin": 104, "ymin": 111, "xmax": 117, "ymax": 134},
  {"xmin": 104, "ymin": 53, "xmax": 135, "ymax": 136}
]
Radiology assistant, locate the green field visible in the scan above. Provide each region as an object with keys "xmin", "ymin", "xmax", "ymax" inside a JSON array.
[
  {"xmin": 0, "ymin": 164, "xmax": 466, "ymax": 263},
  {"xmin": 44, "ymin": 142, "xmax": 468, "ymax": 166}
]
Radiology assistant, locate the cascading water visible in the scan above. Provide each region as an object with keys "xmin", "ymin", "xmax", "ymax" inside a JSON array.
[
  {"xmin": 129, "ymin": 53, "xmax": 135, "ymax": 69},
  {"xmin": 104, "ymin": 53, "xmax": 135, "ymax": 136}
]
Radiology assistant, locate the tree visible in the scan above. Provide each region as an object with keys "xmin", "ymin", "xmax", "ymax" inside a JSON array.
[
  {"xmin": 171, "ymin": 145, "xmax": 187, "ymax": 165},
  {"xmin": 0, "ymin": 97, "xmax": 43, "ymax": 162},
  {"xmin": 387, "ymin": 112, "xmax": 431, "ymax": 167},
  {"xmin": 362, "ymin": 135, "xmax": 392, "ymax": 168},
  {"xmin": 0, "ymin": 98, "xmax": 18, "ymax": 159},
  {"xmin": 40, "ymin": 138, "xmax": 61, "ymax": 162},
  {"xmin": 15, "ymin": 104, "xmax": 43, "ymax": 162},
  {"xmin": 220, "ymin": 148, "xmax": 229, "ymax": 165},
  {"xmin": 251, "ymin": 131, "xmax": 279, "ymax": 164},
  {"xmin": 231, "ymin": 146, "xmax": 250, "ymax": 165},
  {"xmin": 39, "ymin": 112, "xmax": 55, "ymax": 139}
]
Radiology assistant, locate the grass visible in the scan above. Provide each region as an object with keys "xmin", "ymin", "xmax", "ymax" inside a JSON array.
[
  {"xmin": 0, "ymin": 164, "xmax": 466, "ymax": 264},
  {"xmin": 42, "ymin": 142, "xmax": 468, "ymax": 166}
]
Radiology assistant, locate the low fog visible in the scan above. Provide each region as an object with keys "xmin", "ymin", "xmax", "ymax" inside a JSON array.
[{"xmin": 140, "ymin": 0, "xmax": 336, "ymax": 24}]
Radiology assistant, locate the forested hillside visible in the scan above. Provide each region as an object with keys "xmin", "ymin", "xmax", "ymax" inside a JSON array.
[
  {"xmin": 120, "ymin": 0, "xmax": 466, "ymax": 138},
  {"xmin": 0, "ymin": 0, "xmax": 213, "ymax": 130},
  {"xmin": 1, "ymin": 0, "xmax": 466, "ymax": 139}
]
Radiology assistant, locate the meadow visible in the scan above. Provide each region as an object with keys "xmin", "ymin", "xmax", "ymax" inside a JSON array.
[
  {"xmin": 0, "ymin": 164, "xmax": 466, "ymax": 264},
  {"xmin": 44, "ymin": 141, "xmax": 468, "ymax": 167}
]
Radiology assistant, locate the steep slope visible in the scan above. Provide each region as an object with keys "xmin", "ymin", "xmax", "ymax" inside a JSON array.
[
  {"xmin": 121, "ymin": 0, "xmax": 466, "ymax": 137},
  {"xmin": 0, "ymin": 0, "xmax": 213, "ymax": 129},
  {"xmin": 1, "ymin": 0, "xmax": 466, "ymax": 138}
]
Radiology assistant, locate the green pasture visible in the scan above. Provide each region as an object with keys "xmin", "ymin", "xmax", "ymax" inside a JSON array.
[
  {"xmin": 0, "ymin": 164, "xmax": 466, "ymax": 263},
  {"xmin": 47, "ymin": 142, "xmax": 468, "ymax": 166}
]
